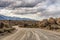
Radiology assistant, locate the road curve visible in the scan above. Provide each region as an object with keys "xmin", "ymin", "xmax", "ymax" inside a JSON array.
[{"xmin": 1, "ymin": 26, "xmax": 60, "ymax": 40}]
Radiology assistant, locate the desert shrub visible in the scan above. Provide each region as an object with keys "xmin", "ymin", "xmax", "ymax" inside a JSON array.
[
  {"xmin": 24, "ymin": 23, "xmax": 33, "ymax": 28},
  {"xmin": 0, "ymin": 22, "xmax": 4, "ymax": 28},
  {"xmin": 4, "ymin": 24, "xmax": 10, "ymax": 28},
  {"xmin": 24, "ymin": 24, "xmax": 28, "ymax": 27}
]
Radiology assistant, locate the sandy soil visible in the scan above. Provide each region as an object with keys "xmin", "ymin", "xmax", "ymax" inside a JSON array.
[{"xmin": 0, "ymin": 26, "xmax": 60, "ymax": 40}]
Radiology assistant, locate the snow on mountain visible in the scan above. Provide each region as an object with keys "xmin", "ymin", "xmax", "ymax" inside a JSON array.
[
  {"xmin": 0, "ymin": 0, "xmax": 60, "ymax": 20},
  {"xmin": 0, "ymin": 15, "xmax": 34, "ymax": 20}
]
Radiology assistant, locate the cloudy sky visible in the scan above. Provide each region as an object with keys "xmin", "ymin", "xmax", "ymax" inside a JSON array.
[{"xmin": 0, "ymin": 0, "xmax": 60, "ymax": 20}]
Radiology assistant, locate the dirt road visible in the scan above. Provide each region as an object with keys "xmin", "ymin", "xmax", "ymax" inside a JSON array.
[{"xmin": 1, "ymin": 26, "xmax": 60, "ymax": 40}]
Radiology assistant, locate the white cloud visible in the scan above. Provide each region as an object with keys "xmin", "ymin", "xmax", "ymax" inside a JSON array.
[{"xmin": 0, "ymin": 0, "xmax": 60, "ymax": 20}]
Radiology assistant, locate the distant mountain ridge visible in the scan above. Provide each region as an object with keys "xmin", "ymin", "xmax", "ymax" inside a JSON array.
[{"xmin": 0, "ymin": 15, "xmax": 34, "ymax": 20}]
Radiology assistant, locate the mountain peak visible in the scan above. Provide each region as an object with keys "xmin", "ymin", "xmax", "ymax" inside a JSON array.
[{"xmin": 0, "ymin": 15, "xmax": 34, "ymax": 20}]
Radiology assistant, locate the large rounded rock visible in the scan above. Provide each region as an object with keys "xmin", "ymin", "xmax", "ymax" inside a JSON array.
[
  {"xmin": 56, "ymin": 18, "xmax": 60, "ymax": 25},
  {"xmin": 39, "ymin": 19, "xmax": 48, "ymax": 28},
  {"xmin": 50, "ymin": 24, "xmax": 60, "ymax": 30},
  {"xmin": 48, "ymin": 17, "xmax": 56, "ymax": 24}
]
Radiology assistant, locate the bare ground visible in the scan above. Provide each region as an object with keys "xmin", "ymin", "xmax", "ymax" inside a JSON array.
[{"xmin": 0, "ymin": 26, "xmax": 60, "ymax": 40}]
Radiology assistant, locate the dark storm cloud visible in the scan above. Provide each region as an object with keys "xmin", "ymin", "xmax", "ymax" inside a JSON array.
[
  {"xmin": 0, "ymin": 0, "xmax": 46, "ymax": 8},
  {"xmin": 0, "ymin": 0, "xmax": 12, "ymax": 8}
]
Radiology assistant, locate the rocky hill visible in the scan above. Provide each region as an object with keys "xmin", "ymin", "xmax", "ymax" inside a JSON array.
[{"xmin": 0, "ymin": 17, "xmax": 60, "ymax": 32}]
